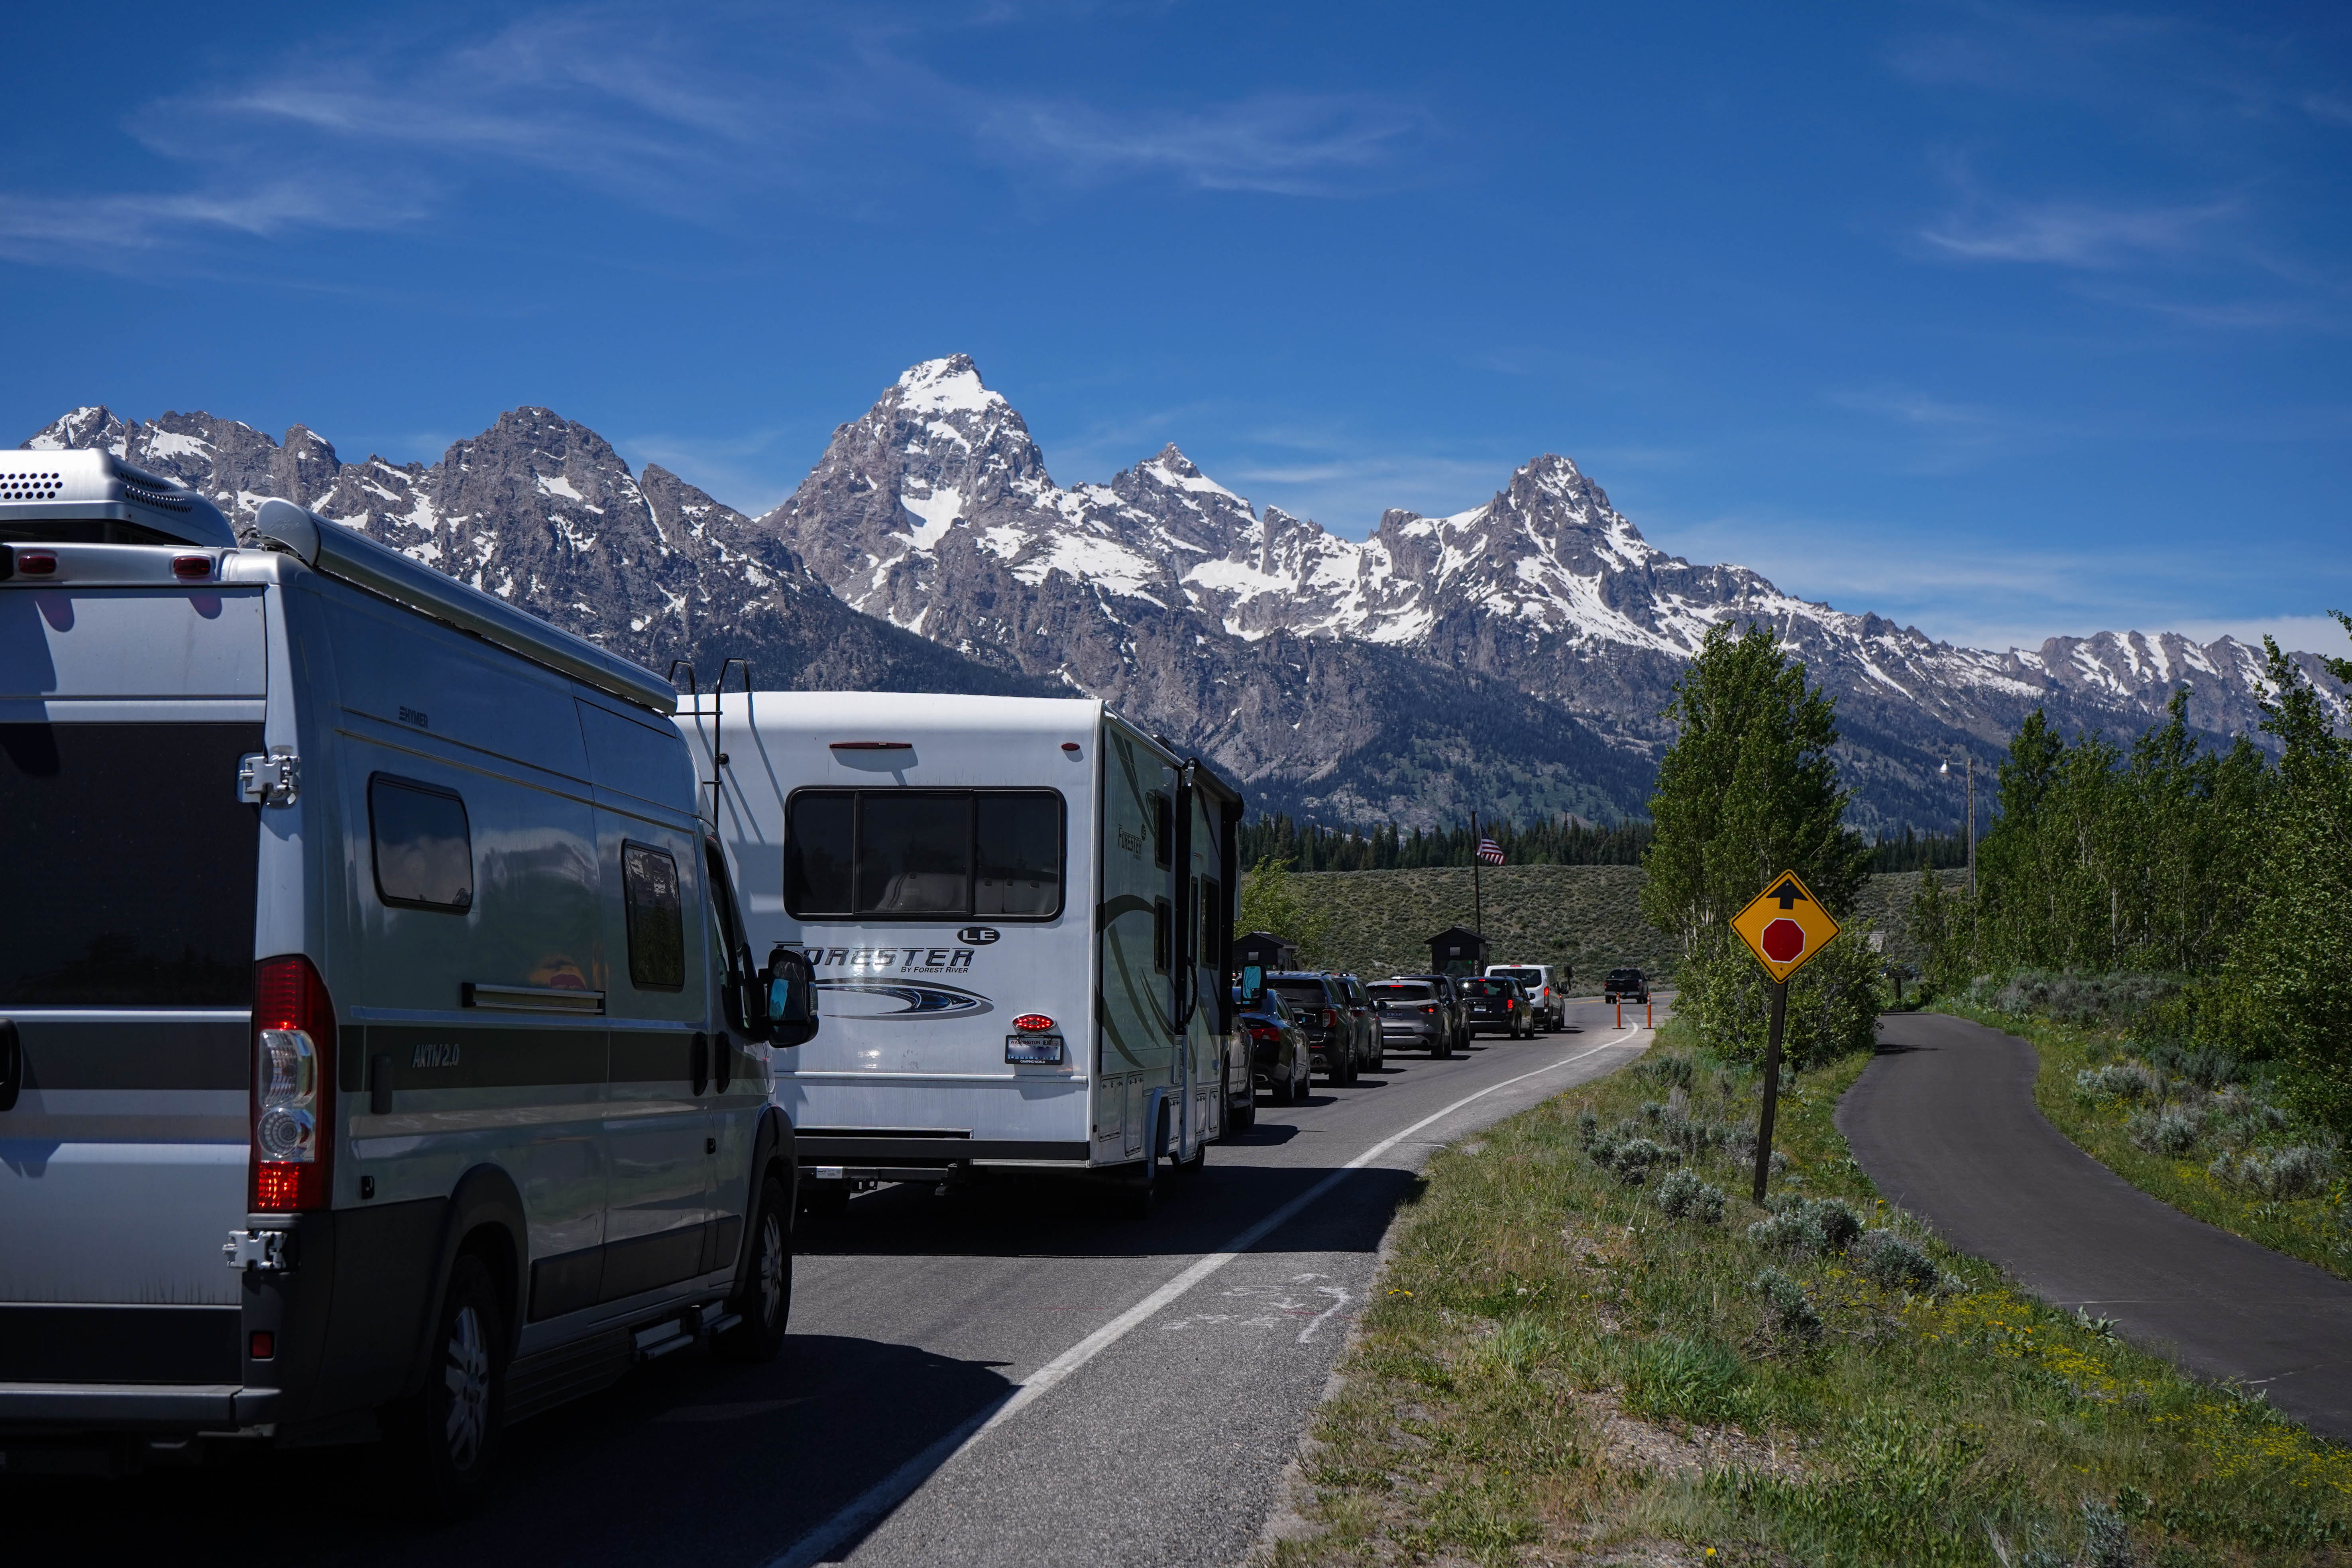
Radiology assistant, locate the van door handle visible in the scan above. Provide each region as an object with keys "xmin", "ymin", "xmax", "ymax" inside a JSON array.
[{"xmin": 0, "ymin": 1018, "xmax": 20, "ymax": 1113}]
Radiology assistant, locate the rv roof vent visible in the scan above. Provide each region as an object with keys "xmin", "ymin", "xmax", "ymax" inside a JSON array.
[
  {"xmin": 0, "ymin": 450, "xmax": 233, "ymax": 548},
  {"xmin": 0, "ymin": 472, "xmax": 62, "ymax": 502}
]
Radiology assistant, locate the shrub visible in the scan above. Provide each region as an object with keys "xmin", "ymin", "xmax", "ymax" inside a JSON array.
[
  {"xmin": 1852, "ymin": 1228, "xmax": 1939, "ymax": 1293},
  {"xmin": 1637, "ymin": 1053, "xmax": 1696, "ymax": 1090},
  {"xmin": 1749, "ymin": 1196, "xmax": 1863, "ymax": 1257},
  {"xmin": 1977, "ymin": 968, "xmax": 2180, "ymax": 1026},
  {"xmin": 1750, "ymin": 1266, "xmax": 1822, "ymax": 1344},
  {"xmin": 1653, "ymin": 1167, "xmax": 1726, "ymax": 1224},
  {"xmin": 2126, "ymin": 1107, "xmax": 2201, "ymax": 1156},
  {"xmin": 2074, "ymin": 1061, "xmax": 2164, "ymax": 1103},
  {"xmin": 2210, "ymin": 1144, "xmax": 2338, "ymax": 1198}
]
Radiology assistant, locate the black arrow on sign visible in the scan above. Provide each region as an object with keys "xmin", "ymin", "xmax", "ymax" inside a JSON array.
[{"xmin": 1770, "ymin": 879, "xmax": 1808, "ymax": 910}]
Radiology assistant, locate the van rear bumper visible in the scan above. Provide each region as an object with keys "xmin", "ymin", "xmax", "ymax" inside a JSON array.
[{"xmin": 0, "ymin": 1381, "xmax": 277, "ymax": 1430}]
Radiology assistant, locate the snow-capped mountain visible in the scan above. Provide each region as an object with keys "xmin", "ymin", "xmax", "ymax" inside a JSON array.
[
  {"xmin": 20, "ymin": 403, "xmax": 1052, "ymax": 703},
  {"xmin": 25, "ymin": 357, "xmax": 2343, "ymax": 831},
  {"xmin": 755, "ymin": 356, "xmax": 2344, "ymax": 830}
]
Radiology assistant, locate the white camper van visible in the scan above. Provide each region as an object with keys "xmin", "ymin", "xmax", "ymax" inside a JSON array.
[
  {"xmin": 0, "ymin": 454, "xmax": 814, "ymax": 1505},
  {"xmin": 678, "ymin": 690, "xmax": 1245, "ymax": 1212}
]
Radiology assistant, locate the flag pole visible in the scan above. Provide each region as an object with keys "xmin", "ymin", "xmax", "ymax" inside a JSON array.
[{"xmin": 1470, "ymin": 810, "xmax": 1484, "ymax": 936}]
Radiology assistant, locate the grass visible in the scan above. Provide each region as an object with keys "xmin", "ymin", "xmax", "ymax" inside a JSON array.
[
  {"xmin": 1940, "ymin": 999, "xmax": 2352, "ymax": 1285},
  {"xmin": 1261, "ymin": 1019, "xmax": 2352, "ymax": 1566},
  {"xmin": 1289, "ymin": 868, "xmax": 1953, "ymax": 988}
]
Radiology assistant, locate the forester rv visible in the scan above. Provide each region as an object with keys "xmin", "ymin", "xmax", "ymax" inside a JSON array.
[
  {"xmin": 676, "ymin": 690, "xmax": 1244, "ymax": 1211},
  {"xmin": 0, "ymin": 454, "xmax": 814, "ymax": 1506}
]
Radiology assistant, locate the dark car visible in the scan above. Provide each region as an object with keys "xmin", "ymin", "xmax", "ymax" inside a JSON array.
[
  {"xmin": 1391, "ymin": 972, "xmax": 1469, "ymax": 1053},
  {"xmin": 1604, "ymin": 967, "xmax": 1650, "ymax": 1004},
  {"xmin": 1369, "ymin": 978, "xmax": 1453, "ymax": 1057},
  {"xmin": 1457, "ymin": 975, "xmax": 1532, "ymax": 1038},
  {"xmin": 1233, "ymin": 985, "xmax": 1312, "ymax": 1108},
  {"xmin": 1337, "ymin": 973, "xmax": 1384, "ymax": 1072},
  {"xmin": 1265, "ymin": 971, "xmax": 1360, "ymax": 1085}
]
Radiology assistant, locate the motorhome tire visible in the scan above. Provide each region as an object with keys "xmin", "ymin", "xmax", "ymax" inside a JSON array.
[
  {"xmin": 396, "ymin": 1251, "xmax": 504, "ymax": 1517},
  {"xmin": 716, "ymin": 1173, "xmax": 792, "ymax": 1363}
]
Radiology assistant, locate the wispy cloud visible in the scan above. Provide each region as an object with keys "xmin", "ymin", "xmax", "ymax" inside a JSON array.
[
  {"xmin": 975, "ymin": 92, "xmax": 1431, "ymax": 195},
  {"xmin": 1919, "ymin": 194, "xmax": 2238, "ymax": 269},
  {"xmin": 0, "ymin": 4, "xmax": 1437, "ymax": 272}
]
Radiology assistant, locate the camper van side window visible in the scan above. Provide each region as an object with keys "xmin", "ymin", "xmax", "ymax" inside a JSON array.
[
  {"xmin": 368, "ymin": 775, "xmax": 474, "ymax": 912},
  {"xmin": 1149, "ymin": 790, "xmax": 1173, "ymax": 869},
  {"xmin": 621, "ymin": 842, "xmax": 686, "ymax": 990}
]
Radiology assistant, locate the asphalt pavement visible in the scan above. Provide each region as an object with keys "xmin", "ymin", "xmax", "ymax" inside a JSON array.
[
  {"xmin": 19, "ymin": 996, "xmax": 1657, "ymax": 1568},
  {"xmin": 1839, "ymin": 1010, "xmax": 2352, "ymax": 1440}
]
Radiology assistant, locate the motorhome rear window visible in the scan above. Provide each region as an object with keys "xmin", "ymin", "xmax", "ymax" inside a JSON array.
[
  {"xmin": 784, "ymin": 789, "xmax": 1064, "ymax": 921},
  {"xmin": 368, "ymin": 775, "xmax": 473, "ymax": 912},
  {"xmin": 0, "ymin": 721, "xmax": 261, "ymax": 1006},
  {"xmin": 622, "ymin": 843, "xmax": 686, "ymax": 990}
]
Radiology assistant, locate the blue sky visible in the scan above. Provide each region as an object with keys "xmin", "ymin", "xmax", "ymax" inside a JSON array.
[{"xmin": 6, "ymin": 1, "xmax": 2348, "ymax": 656}]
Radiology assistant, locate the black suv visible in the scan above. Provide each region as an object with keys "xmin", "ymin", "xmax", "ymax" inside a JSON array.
[
  {"xmin": 1265, "ymin": 972, "xmax": 1362, "ymax": 1085},
  {"xmin": 1456, "ymin": 976, "xmax": 1531, "ymax": 1038},
  {"xmin": 1604, "ymin": 967, "xmax": 1650, "ymax": 1004}
]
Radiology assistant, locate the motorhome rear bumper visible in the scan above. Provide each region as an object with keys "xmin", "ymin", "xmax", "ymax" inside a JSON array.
[
  {"xmin": 799, "ymin": 1135, "xmax": 1089, "ymax": 1172},
  {"xmin": 0, "ymin": 1381, "xmax": 278, "ymax": 1429}
]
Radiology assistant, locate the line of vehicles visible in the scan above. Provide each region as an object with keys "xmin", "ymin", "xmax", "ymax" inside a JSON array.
[{"xmin": 0, "ymin": 451, "xmax": 1645, "ymax": 1512}]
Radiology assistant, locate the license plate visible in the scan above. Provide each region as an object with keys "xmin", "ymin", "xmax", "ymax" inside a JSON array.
[{"xmin": 1005, "ymin": 1033, "xmax": 1066, "ymax": 1064}]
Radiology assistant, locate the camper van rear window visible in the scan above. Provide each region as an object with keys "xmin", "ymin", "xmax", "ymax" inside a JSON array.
[
  {"xmin": 368, "ymin": 775, "xmax": 474, "ymax": 913},
  {"xmin": 621, "ymin": 843, "xmax": 687, "ymax": 990},
  {"xmin": 784, "ymin": 789, "xmax": 1064, "ymax": 922}
]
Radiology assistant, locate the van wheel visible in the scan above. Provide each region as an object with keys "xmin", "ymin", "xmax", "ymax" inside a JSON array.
[
  {"xmin": 717, "ymin": 1173, "xmax": 792, "ymax": 1363},
  {"xmin": 398, "ymin": 1252, "xmax": 503, "ymax": 1518},
  {"xmin": 1122, "ymin": 1114, "xmax": 1164, "ymax": 1219}
]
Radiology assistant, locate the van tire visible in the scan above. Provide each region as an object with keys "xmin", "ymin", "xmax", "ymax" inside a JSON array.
[
  {"xmin": 396, "ymin": 1251, "xmax": 504, "ymax": 1518},
  {"xmin": 716, "ymin": 1173, "xmax": 792, "ymax": 1363}
]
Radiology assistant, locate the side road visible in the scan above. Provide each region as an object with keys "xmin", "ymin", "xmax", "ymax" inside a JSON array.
[{"xmin": 1839, "ymin": 1010, "xmax": 2352, "ymax": 1440}]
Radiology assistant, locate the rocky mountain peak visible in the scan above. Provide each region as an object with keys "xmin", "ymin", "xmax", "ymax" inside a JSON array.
[{"xmin": 24, "ymin": 406, "xmax": 128, "ymax": 455}]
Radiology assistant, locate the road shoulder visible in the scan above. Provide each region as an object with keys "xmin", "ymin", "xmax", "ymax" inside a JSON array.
[{"xmin": 1260, "ymin": 1025, "xmax": 2352, "ymax": 1566}]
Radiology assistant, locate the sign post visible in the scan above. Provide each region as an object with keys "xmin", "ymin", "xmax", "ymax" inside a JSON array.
[{"xmin": 1729, "ymin": 870, "xmax": 1840, "ymax": 1204}]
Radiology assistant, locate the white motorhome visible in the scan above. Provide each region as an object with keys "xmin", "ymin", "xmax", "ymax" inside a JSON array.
[
  {"xmin": 677, "ymin": 690, "xmax": 1245, "ymax": 1212},
  {"xmin": 0, "ymin": 454, "xmax": 813, "ymax": 1506}
]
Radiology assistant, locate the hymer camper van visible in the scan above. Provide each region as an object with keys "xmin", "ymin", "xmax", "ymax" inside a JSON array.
[
  {"xmin": 0, "ymin": 453, "xmax": 815, "ymax": 1507},
  {"xmin": 676, "ymin": 690, "xmax": 1244, "ymax": 1213}
]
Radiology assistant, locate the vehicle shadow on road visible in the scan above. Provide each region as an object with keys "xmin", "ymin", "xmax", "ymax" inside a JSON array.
[
  {"xmin": 799, "ymin": 1161, "xmax": 1424, "ymax": 1263},
  {"xmin": 0, "ymin": 1332, "xmax": 1012, "ymax": 1568}
]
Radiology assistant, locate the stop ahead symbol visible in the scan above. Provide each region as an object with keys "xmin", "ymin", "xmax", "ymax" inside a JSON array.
[{"xmin": 1762, "ymin": 918, "xmax": 1806, "ymax": 963}]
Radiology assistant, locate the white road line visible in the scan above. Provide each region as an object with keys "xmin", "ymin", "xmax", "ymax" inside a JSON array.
[{"xmin": 765, "ymin": 1026, "xmax": 1648, "ymax": 1568}]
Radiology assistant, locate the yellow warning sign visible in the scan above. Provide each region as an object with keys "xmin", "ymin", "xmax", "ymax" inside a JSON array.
[{"xmin": 1731, "ymin": 870, "xmax": 1841, "ymax": 984}]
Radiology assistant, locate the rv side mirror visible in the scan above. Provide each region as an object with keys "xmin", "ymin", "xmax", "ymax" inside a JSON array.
[
  {"xmin": 1239, "ymin": 964, "xmax": 1264, "ymax": 1004},
  {"xmin": 766, "ymin": 946, "xmax": 818, "ymax": 1048}
]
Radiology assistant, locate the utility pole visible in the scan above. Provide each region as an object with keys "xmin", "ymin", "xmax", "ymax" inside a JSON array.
[{"xmin": 1966, "ymin": 754, "xmax": 1976, "ymax": 902}]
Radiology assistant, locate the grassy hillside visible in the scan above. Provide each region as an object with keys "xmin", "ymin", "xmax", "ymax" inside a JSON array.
[{"xmin": 1288, "ymin": 866, "xmax": 1966, "ymax": 986}]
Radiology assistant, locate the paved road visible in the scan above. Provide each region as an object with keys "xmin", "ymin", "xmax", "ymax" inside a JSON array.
[
  {"xmin": 19, "ymin": 996, "xmax": 1657, "ymax": 1567},
  {"xmin": 1840, "ymin": 1010, "xmax": 2352, "ymax": 1440}
]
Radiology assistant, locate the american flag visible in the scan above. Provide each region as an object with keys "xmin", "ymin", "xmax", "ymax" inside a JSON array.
[{"xmin": 1476, "ymin": 837, "xmax": 1505, "ymax": 865}]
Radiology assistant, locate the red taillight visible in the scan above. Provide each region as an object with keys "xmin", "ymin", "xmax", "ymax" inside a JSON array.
[
  {"xmin": 1323, "ymin": 1009, "xmax": 1337, "ymax": 1028},
  {"xmin": 251, "ymin": 954, "xmax": 336, "ymax": 1212},
  {"xmin": 18, "ymin": 550, "xmax": 56, "ymax": 577},
  {"xmin": 250, "ymin": 1330, "xmax": 276, "ymax": 1360},
  {"xmin": 171, "ymin": 554, "xmax": 212, "ymax": 580},
  {"xmin": 1012, "ymin": 1014, "xmax": 1055, "ymax": 1034},
  {"xmin": 1423, "ymin": 1005, "xmax": 1436, "ymax": 1015},
  {"xmin": 1248, "ymin": 1024, "xmax": 1281, "ymax": 1043}
]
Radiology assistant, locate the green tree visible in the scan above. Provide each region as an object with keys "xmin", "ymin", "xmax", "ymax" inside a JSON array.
[
  {"xmin": 1641, "ymin": 623, "xmax": 1873, "ymax": 1061},
  {"xmin": 1906, "ymin": 865, "xmax": 1969, "ymax": 995},
  {"xmin": 1236, "ymin": 857, "xmax": 1334, "ymax": 965},
  {"xmin": 2220, "ymin": 625, "xmax": 2352, "ymax": 1128}
]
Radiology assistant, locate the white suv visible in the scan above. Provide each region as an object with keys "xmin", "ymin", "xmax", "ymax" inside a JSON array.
[{"xmin": 1487, "ymin": 964, "xmax": 1564, "ymax": 1032}]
